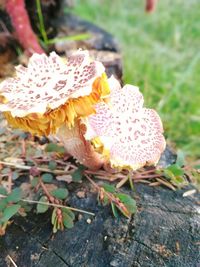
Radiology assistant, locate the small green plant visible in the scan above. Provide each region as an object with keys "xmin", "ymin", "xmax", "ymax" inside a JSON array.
[
  {"xmin": 85, "ymin": 175, "xmax": 137, "ymax": 219},
  {"xmin": 0, "ymin": 188, "xmax": 22, "ymax": 235},
  {"xmin": 35, "ymin": 0, "xmax": 90, "ymax": 50},
  {"xmin": 100, "ymin": 183, "xmax": 137, "ymax": 218},
  {"xmin": 0, "ymin": 142, "xmax": 199, "ymax": 235}
]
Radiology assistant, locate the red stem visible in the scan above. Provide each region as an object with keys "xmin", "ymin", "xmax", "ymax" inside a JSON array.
[
  {"xmin": 85, "ymin": 174, "xmax": 125, "ymax": 207},
  {"xmin": 145, "ymin": 0, "xmax": 157, "ymax": 13},
  {"xmin": 5, "ymin": 0, "xmax": 44, "ymax": 55}
]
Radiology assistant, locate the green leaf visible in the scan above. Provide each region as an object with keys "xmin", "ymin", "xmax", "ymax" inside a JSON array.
[
  {"xmin": 51, "ymin": 188, "xmax": 68, "ymax": 200},
  {"xmin": 48, "ymin": 161, "xmax": 57, "ymax": 171},
  {"xmin": 6, "ymin": 188, "xmax": 22, "ymax": 203},
  {"xmin": 62, "ymin": 208, "xmax": 75, "ymax": 220},
  {"xmin": 51, "ymin": 208, "xmax": 57, "ymax": 225},
  {"xmin": 176, "ymin": 150, "xmax": 185, "ymax": 167},
  {"xmin": 36, "ymin": 196, "xmax": 49, "ymax": 213},
  {"xmin": 62, "ymin": 212, "xmax": 74, "ymax": 229},
  {"xmin": 0, "ymin": 199, "xmax": 7, "ymax": 212},
  {"xmin": 0, "ymin": 204, "xmax": 21, "ymax": 223},
  {"xmin": 19, "ymin": 201, "xmax": 32, "ymax": 213},
  {"xmin": 0, "ymin": 187, "xmax": 7, "ymax": 196},
  {"xmin": 128, "ymin": 175, "xmax": 135, "ymax": 192},
  {"xmin": 72, "ymin": 165, "xmax": 85, "ymax": 182},
  {"xmin": 53, "ymin": 217, "xmax": 58, "ymax": 233},
  {"xmin": 47, "ymin": 33, "xmax": 90, "ymax": 45},
  {"xmin": 31, "ymin": 177, "xmax": 39, "ymax": 187},
  {"xmin": 102, "ymin": 183, "xmax": 116, "ymax": 193},
  {"xmin": 115, "ymin": 193, "xmax": 137, "ymax": 214},
  {"xmin": 102, "ymin": 195, "xmax": 109, "ymax": 206},
  {"xmin": 166, "ymin": 164, "xmax": 184, "ymax": 176},
  {"xmin": 163, "ymin": 169, "xmax": 175, "ymax": 180},
  {"xmin": 41, "ymin": 173, "xmax": 53, "ymax": 183},
  {"xmin": 45, "ymin": 143, "xmax": 65, "ymax": 153},
  {"xmin": 173, "ymin": 176, "xmax": 185, "ymax": 185},
  {"xmin": 163, "ymin": 167, "xmax": 185, "ymax": 187},
  {"xmin": 111, "ymin": 202, "xmax": 119, "ymax": 218}
]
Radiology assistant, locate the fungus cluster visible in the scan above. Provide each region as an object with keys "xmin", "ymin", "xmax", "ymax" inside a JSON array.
[{"xmin": 0, "ymin": 50, "xmax": 165, "ymax": 171}]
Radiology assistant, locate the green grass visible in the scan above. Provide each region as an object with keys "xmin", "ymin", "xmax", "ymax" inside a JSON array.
[{"xmin": 73, "ymin": 0, "xmax": 200, "ymax": 158}]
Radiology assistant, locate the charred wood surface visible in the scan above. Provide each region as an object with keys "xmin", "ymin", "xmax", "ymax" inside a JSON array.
[{"xmin": 0, "ymin": 148, "xmax": 199, "ymax": 267}]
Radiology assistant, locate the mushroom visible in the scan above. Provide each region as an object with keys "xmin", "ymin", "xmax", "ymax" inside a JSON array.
[
  {"xmin": 0, "ymin": 50, "xmax": 109, "ymax": 170},
  {"xmin": 84, "ymin": 76, "xmax": 166, "ymax": 170}
]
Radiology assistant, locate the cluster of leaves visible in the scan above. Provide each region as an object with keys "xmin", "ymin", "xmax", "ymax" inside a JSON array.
[
  {"xmin": 0, "ymin": 130, "xmax": 199, "ymax": 236},
  {"xmin": 0, "ymin": 177, "xmax": 74, "ymax": 235},
  {"xmin": 98, "ymin": 183, "xmax": 137, "ymax": 218},
  {"xmin": 0, "ymin": 173, "xmax": 75, "ymax": 235},
  {"xmin": 32, "ymin": 173, "xmax": 75, "ymax": 234},
  {"xmin": 0, "ymin": 187, "xmax": 22, "ymax": 235},
  {"xmin": 35, "ymin": 0, "xmax": 90, "ymax": 50},
  {"xmin": 157, "ymin": 151, "xmax": 187, "ymax": 189},
  {"xmin": 155, "ymin": 150, "xmax": 200, "ymax": 190}
]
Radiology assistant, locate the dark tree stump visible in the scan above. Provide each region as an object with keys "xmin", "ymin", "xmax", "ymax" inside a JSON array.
[
  {"xmin": 53, "ymin": 13, "xmax": 122, "ymax": 80},
  {"xmin": 0, "ymin": 166, "xmax": 199, "ymax": 267}
]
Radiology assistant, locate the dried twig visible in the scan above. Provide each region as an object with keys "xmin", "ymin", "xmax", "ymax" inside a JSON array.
[
  {"xmin": 6, "ymin": 255, "xmax": 18, "ymax": 267},
  {"xmin": 156, "ymin": 178, "xmax": 176, "ymax": 191},
  {"xmin": 22, "ymin": 199, "xmax": 95, "ymax": 216},
  {"xmin": 0, "ymin": 194, "xmax": 95, "ymax": 216},
  {"xmin": 0, "ymin": 161, "xmax": 71, "ymax": 175}
]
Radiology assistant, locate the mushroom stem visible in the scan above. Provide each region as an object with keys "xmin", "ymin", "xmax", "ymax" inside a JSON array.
[
  {"xmin": 5, "ymin": 0, "xmax": 44, "ymax": 55},
  {"xmin": 55, "ymin": 121, "xmax": 104, "ymax": 171}
]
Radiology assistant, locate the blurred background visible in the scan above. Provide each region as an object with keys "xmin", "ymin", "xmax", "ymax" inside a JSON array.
[{"xmin": 72, "ymin": 0, "xmax": 200, "ymax": 159}]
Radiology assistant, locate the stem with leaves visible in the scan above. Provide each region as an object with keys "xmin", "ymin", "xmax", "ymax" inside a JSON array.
[{"xmin": 85, "ymin": 174, "xmax": 136, "ymax": 218}]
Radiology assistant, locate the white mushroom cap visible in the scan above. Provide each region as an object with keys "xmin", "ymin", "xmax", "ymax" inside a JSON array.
[
  {"xmin": 0, "ymin": 50, "xmax": 105, "ymax": 117},
  {"xmin": 84, "ymin": 77, "xmax": 166, "ymax": 170}
]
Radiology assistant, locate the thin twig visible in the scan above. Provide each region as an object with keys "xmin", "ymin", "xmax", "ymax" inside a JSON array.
[
  {"xmin": 6, "ymin": 255, "xmax": 18, "ymax": 267},
  {"xmin": 0, "ymin": 161, "xmax": 72, "ymax": 175},
  {"xmin": 156, "ymin": 178, "xmax": 176, "ymax": 191},
  {"xmin": 39, "ymin": 179, "xmax": 53, "ymax": 200},
  {"xmin": 134, "ymin": 168, "xmax": 156, "ymax": 175},
  {"xmin": 21, "ymin": 199, "xmax": 95, "ymax": 216},
  {"xmin": 128, "ymin": 174, "xmax": 135, "ymax": 191},
  {"xmin": 0, "ymin": 194, "xmax": 95, "ymax": 216},
  {"xmin": 85, "ymin": 169, "xmax": 126, "ymax": 181},
  {"xmin": 116, "ymin": 176, "xmax": 129, "ymax": 189},
  {"xmin": 133, "ymin": 174, "xmax": 163, "ymax": 180},
  {"xmin": 7, "ymin": 171, "xmax": 13, "ymax": 194},
  {"xmin": 84, "ymin": 174, "xmax": 99, "ymax": 189},
  {"xmin": 21, "ymin": 139, "xmax": 26, "ymax": 158}
]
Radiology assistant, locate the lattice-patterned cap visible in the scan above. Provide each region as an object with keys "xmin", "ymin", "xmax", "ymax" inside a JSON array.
[
  {"xmin": 84, "ymin": 77, "xmax": 166, "ymax": 170},
  {"xmin": 0, "ymin": 50, "xmax": 109, "ymax": 135},
  {"xmin": 0, "ymin": 50, "xmax": 105, "ymax": 117}
]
